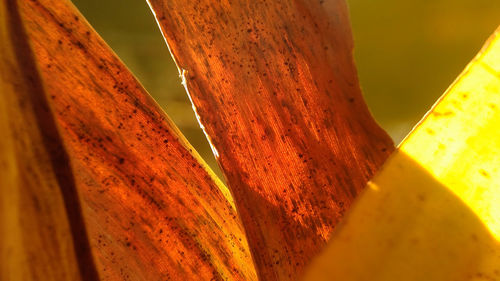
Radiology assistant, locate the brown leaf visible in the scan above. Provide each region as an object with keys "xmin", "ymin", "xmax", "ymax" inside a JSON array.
[
  {"xmin": 147, "ymin": 0, "xmax": 394, "ymax": 280},
  {"xmin": 1, "ymin": 1, "xmax": 96, "ymax": 280},
  {"xmin": 8, "ymin": 0, "xmax": 257, "ymax": 280}
]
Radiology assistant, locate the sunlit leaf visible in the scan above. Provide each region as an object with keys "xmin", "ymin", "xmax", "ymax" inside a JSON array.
[
  {"xmin": 6, "ymin": 0, "xmax": 258, "ymax": 280},
  {"xmin": 304, "ymin": 26, "xmax": 500, "ymax": 281},
  {"xmin": 147, "ymin": 0, "xmax": 394, "ymax": 279}
]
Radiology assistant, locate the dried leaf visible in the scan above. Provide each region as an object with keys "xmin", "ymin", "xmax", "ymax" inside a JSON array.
[
  {"xmin": 0, "ymin": 1, "xmax": 96, "ymax": 280},
  {"xmin": 304, "ymin": 26, "xmax": 500, "ymax": 281},
  {"xmin": 147, "ymin": 0, "xmax": 394, "ymax": 280},
  {"xmin": 8, "ymin": 0, "xmax": 257, "ymax": 280}
]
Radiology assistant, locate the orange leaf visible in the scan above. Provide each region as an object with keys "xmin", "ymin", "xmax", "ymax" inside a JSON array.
[
  {"xmin": 147, "ymin": 0, "xmax": 394, "ymax": 280},
  {"xmin": 7, "ymin": 0, "xmax": 257, "ymax": 280}
]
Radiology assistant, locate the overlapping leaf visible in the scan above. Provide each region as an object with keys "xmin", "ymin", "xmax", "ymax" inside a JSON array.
[
  {"xmin": 147, "ymin": 0, "xmax": 394, "ymax": 280},
  {"xmin": 304, "ymin": 26, "xmax": 500, "ymax": 281},
  {"xmin": 2, "ymin": 0, "xmax": 257, "ymax": 280}
]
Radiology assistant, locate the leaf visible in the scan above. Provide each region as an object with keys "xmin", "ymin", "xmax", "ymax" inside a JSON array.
[
  {"xmin": 1, "ymin": 1, "xmax": 95, "ymax": 280},
  {"xmin": 8, "ymin": 0, "xmax": 257, "ymax": 280},
  {"xmin": 303, "ymin": 26, "xmax": 500, "ymax": 281},
  {"xmin": 147, "ymin": 0, "xmax": 394, "ymax": 280}
]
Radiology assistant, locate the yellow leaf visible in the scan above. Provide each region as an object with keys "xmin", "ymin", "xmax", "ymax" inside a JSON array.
[
  {"xmin": 0, "ymin": 1, "xmax": 95, "ymax": 279},
  {"xmin": 304, "ymin": 26, "xmax": 500, "ymax": 281}
]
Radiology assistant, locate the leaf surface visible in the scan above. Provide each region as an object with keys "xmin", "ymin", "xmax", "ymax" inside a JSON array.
[
  {"xmin": 9, "ymin": 0, "xmax": 258, "ymax": 280},
  {"xmin": 147, "ymin": 0, "xmax": 394, "ymax": 280},
  {"xmin": 304, "ymin": 26, "xmax": 500, "ymax": 281}
]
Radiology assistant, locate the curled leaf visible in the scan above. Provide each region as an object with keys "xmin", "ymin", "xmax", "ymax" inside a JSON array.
[{"xmin": 147, "ymin": 0, "xmax": 394, "ymax": 280}]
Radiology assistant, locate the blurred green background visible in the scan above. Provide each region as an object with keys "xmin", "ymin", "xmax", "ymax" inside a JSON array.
[{"xmin": 72, "ymin": 0, "xmax": 500, "ymax": 175}]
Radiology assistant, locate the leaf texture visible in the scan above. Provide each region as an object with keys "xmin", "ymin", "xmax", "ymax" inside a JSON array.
[
  {"xmin": 147, "ymin": 0, "xmax": 394, "ymax": 280},
  {"xmin": 8, "ymin": 0, "xmax": 258, "ymax": 280},
  {"xmin": 304, "ymin": 26, "xmax": 500, "ymax": 281}
]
